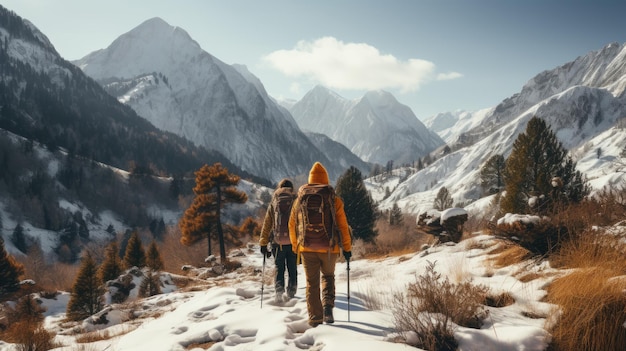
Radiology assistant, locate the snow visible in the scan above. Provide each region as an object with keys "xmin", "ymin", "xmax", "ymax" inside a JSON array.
[
  {"xmin": 497, "ymin": 213, "xmax": 547, "ymax": 226},
  {"xmin": 441, "ymin": 207, "xmax": 468, "ymax": 222},
  {"xmin": 0, "ymin": 235, "xmax": 564, "ymax": 351}
]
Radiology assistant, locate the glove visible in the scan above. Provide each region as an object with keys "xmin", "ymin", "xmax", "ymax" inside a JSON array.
[
  {"xmin": 260, "ymin": 245, "xmax": 271, "ymax": 258},
  {"xmin": 343, "ymin": 250, "xmax": 352, "ymax": 261}
]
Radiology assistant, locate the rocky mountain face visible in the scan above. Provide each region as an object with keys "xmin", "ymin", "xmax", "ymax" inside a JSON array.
[
  {"xmin": 74, "ymin": 18, "xmax": 356, "ymax": 183},
  {"xmin": 286, "ymin": 86, "xmax": 445, "ymax": 166}
]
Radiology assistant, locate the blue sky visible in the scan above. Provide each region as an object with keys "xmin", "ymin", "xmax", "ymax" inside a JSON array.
[{"xmin": 3, "ymin": 0, "xmax": 626, "ymax": 119}]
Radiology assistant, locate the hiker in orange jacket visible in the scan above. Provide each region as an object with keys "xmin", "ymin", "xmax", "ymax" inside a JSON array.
[{"xmin": 289, "ymin": 162, "xmax": 352, "ymax": 327}]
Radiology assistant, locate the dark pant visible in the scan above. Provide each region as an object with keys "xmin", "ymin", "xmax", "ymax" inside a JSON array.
[{"xmin": 272, "ymin": 244, "xmax": 298, "ymax": 295}]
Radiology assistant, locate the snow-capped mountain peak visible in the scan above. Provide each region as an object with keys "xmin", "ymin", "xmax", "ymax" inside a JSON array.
[
  {"xmin": 287, "ymin": 86, "xmax": 444, "ymax": 165},
  {"xmin": 75, "ymin": 18, "xmax": 352, "ymax": 182}
]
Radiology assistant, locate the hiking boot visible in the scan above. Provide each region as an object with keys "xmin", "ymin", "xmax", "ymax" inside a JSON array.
[
  {"xmin": 274, "ymin": 292, "xmax": 285, "ymax": 303},
  {"xmin": 308, "ymin": 320, "xmax": 322, "ymax": 328},
  {"xmin": 323, "ymin": 306, "xmax": 334, "ymax": 324},
  {"xmin": 287, "ymin": 287, "xmax": 296, "ymax": 298}
]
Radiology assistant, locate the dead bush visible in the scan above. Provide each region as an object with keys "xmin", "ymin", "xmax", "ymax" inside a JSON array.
[
  {"xmin": 392, "ymin": 261, "xmax": 488, "ymax": 350},
  {"xmin": 492, "ymin": 217, "xmax": 568, "ymax": 256},
  {"xmin": 485, "ymin": 292, "xmax": 515, "ymax": 308},
  {"xmin": 1, "ymin": 320, "xmax": 58, "ymax": 351}
]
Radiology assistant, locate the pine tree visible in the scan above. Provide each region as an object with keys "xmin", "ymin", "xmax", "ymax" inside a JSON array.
[
  {"xmin": 138, "ymin": 271, "xmax": 162, "ymax": 298},
  {"xmin": 123, "ymin": 231, "xmax": 146, "ymax": 269},
  {"xmin": 0, "ymin": 237, "xmax": 24, "ymax": 294},
  {"xmin": 66, "ymin": 253, "xmax": 103, "ymax": 321},
  {"xmin": 97, "ymin": 241, "xmax": 124, "ymax": 284},
  {"xmin": 11, "ymin": 223, "xmax": 27, "ymax": 253},
  {"xmin": 389, "ymin": 202, "xmax": 404, "ymax": 226},
  {"xmin": 480, "ymin": 154, "xmax": 506, "ymax": 195},
  {"xmin": 501, "ymin": 116, "xmax": 589, "ymax": 214},
  {"xmin": 179, "ymin": 163, "xmax": 248, "ymax": 262},
  {"xmin": 434, "ymin": 186, "xmax": 453, "ymax": 210},
  {"xmin": 335, "ymin": 166, "xmax": 378, "ymax": 242},
  {"xmin": 146, "ymin": 241, "xmax": 164, "ymax": 271}
]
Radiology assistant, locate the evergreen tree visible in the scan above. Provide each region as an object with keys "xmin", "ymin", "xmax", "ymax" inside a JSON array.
[
  {"xmin": 11, "ymin": 223, "xmax": 28, "ymax": 253},
  {"xmin": 66, "ymin": 253, "xmax": 103, "ymax": 321},
  {"xmin": 12, "ymin": 294, "xmax": 45, "ymax": 324},
  {"xmin": 123, "ymin": 231, "xmax": 146, "ymax": 269},
  {"xmin": 501, "ymin": 116, "xmax": 589, "ymax": 214},
  {"xmin": 0, "ymin": 237, "xmax": 25, "ymax": 294},
  {"xmin": 138, "ymin": 271, "xmax": 162, "ymax": 298},
  {"xmin": 434, "ymin": 186, "xmax": 453, "ymax": 210},
  {"xmin": 179, "ymin": 163, "xmax": 248, "ymax": 262},
  {"xmin": 146, "ymin": 241, "xmax": 164, "ymax": 271},
  {"xmin": 389, "ymin": 202, "xmax": 404, "ymax": 226},
  {"xmin": 97, "ymin": 241, "xmax": 124, "ymax": 284},
  {"xmin": 335, "ymin": 166, "xmax": 378, "ymax": 242},
  {"xmin": 480, "ymin": 154, "xmax": 506, "ymax": 195}
]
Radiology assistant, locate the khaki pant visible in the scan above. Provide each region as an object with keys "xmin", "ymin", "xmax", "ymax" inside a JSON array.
[{"xmin": 301, "ymin": 251, "xmax": 338, "ymax": 325}]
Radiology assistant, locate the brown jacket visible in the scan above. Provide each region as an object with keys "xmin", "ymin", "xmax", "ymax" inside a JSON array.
[
  {"xmin": 288, "ymin": 162, "xmax": 352, "ymax": 254},
  {"xmin": 259, "ymin": 179, "xmax": 295, "ymax": 247}
]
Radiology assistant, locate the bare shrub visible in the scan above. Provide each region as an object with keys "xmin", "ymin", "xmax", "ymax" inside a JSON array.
[
  {"xmin": 2, "ymin": 320, "xmax": 58, "ymax": 351},
  {"xmin": 17, "ymin": 249, "xmax": 79, "ymax": 292},
  {"xmin": 492, "ymin": 218, "xmax": 567, "ymax": 256},
  {"xmin": 485, "ymin": 292, "xmax": 515, "ymax": 307},
  {"xmin": 392, "ymin": 261, "xmax": 488, "ymax": 350}
]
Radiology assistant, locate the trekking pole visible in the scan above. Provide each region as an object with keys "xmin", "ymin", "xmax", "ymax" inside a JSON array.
[
  {"xmin": 346, "ymin": 257, "xmax": 351, "ymax": 322},
  {"xmin": 261, "ymin": 254, "xmax": 266, "ymax": 308}
]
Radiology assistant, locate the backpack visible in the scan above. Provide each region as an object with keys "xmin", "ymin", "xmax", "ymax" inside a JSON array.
[
  {"xmin": 271, "ymin": 188, "xmax": 295, "ymax": 245},
  {"xmin": 296, "ymin": 184, "xmax": 338, "ymax": 250}
]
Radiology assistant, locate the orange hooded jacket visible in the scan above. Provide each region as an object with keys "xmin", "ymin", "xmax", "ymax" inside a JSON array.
[{"xmin": 288, "ymin": 162, "xmax": 352, "ymax": 254}]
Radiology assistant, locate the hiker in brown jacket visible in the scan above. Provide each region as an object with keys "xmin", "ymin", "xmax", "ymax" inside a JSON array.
[
  {"xmin": 259, "ymin": 178, "xmax": 298, "ymax": 302},
  {"xmin": 289, "ymin": 162, "xmax": 352, "ymax": 327}
]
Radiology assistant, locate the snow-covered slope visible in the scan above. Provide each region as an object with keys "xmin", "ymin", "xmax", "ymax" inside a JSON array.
[
  {"xmin": 287, "ymin": 86, "xmax": 445, "ymax": 165},
  {"xmin": 377, "ymin": 42, "xmax": 626, "ymax": 216},
  {"xmin": 74, "ymin": 18, "xmax": 348, "ymax": 183}
]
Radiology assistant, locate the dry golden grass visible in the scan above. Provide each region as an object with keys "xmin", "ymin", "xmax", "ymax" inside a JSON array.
[
  {"xmin": 487, "ymin": 241, "xmax": 532, "ymax": 268},
  {"xmin": 545, "ymin": 228, "xmax": 626, "ymax": 351},
  {"xmin": 550, "ymin": 230, "xmax": 626, "ymax": 271},
  {"xmin": 159, "ymin": 227, "xmax": 211, "ymax": 272},
  {"xmin": 546, "ymin": 267, "xmax": 626, "ymax": 351},
  {"xmin": 358, "ymin": 216, "xmax": 432, "ymax": 259},
  {"xmin": 75, "ymin": 325, "xmax": 136, "ymax": 343}
]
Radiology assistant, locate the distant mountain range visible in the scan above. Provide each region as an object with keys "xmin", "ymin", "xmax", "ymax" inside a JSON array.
[
  {"xmin": 382, "ymin": 42, "xmax": 626, "ymax": 216},
  {"xmin": 285, "ymin": 86, "xmax": 444, "ymax": 165},
  {"xmin": 73, "ymin": 17, "xmax": 371, "ymax": 183}
]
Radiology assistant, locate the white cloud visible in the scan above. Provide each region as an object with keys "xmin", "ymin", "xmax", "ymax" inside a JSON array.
[
  {"xmin": 263, "ymin": 37, "xmax": 456, "ymax": 93},
  {"xmin": 437, "ymin": 72, "xmax": 463, "ymax": 80}
]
